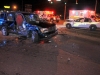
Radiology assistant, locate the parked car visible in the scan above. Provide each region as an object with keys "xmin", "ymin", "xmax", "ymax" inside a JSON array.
[
  {"xmin": 0, "ymin": 11, "xmax": 58, "ymax": 43},
  {"xmin": 63, "ymin": 17, "xmax": 100, "ymax": 31}
]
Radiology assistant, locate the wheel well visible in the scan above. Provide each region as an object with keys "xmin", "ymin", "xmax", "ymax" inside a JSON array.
[
  {"xmin": 66, "ymin": 23, "xmax": 71, "ymax": 25},
  {"xmin": 89, "ymin": 24, "xmax": 97, "ymax": 28},
  {"xmin": 66, "ymin": 23, "xmax": 71, "ymax": 27}
]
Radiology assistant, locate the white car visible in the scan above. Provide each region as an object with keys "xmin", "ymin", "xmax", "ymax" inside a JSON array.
[{"xmin": 63, "ymin": 18, "xmax": 100, "ymax": 31}]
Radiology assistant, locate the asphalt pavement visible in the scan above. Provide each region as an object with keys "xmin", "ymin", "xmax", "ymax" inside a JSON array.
[{"xmin": 0, "ymin": 20, "xmax": 100, "ymax": 75}]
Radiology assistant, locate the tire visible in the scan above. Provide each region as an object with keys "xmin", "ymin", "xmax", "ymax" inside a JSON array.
[
  {"xmin": 66, "ymin": 24, "xmax": 71, "ymax": 29},
  {"xmin": 1, "ymin": 27, "xmax": 9, "ymax": 36},
  {"xmin": 90, "ymin": 25, "xmax": 97, "ymax": 31},
  {"xmin": 27, "ymin": 31, "xmax": 32, "ymax": 38},
  {"xmin": 31, "ymin": 31, "xmax": 39, "ymax": 43}
]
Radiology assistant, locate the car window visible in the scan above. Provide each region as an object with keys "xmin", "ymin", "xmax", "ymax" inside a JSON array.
[
  {"xmin": 84, "ymin": 18, "xmax": 88, "ymax": 22},
  {"xmin": 24, "ymin": 14, "xmax": 39, "ymax": 22},
  {"xmin": 75, "ymin": 19, "xmax": 79, "ymax": 22},
  {"xmin": 80, "ymin": 18, "xmax": 84, "ymax": 22},
  {"xmin": 84, "ymin": 18, "xmax": 91, "ymax": 22},
  {"xmin": 7, "ymin": 14, "xmax": 14, "ymax": 21},
  {"xmin": 66, "ymin": 20, "xmax": 73, "ymax": 22},
  {"xmin": 75, "ymin": 18, "xmax": 84, "ymax": 22},
  {"xmin": 88, "ymin": 18, "xmax": 92, "ymax": 22}
]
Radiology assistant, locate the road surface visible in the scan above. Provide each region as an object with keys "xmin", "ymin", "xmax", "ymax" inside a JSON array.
[{"xmin": 0, "ymin": 26, "xmax": 100, "ymax": 75}]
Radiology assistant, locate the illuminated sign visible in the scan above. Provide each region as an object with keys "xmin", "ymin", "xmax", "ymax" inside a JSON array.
[
  {"xmin": 4, "ymin": 6, "xmax": 10, "ymax": 9},
  {"xmin": 48, "ymin": 0, "xmax": 51, "ymax": 1}
]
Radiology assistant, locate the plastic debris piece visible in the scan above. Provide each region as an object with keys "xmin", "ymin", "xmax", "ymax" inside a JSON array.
[{"xmin": 55, "ymin": 45, "xmax": 57, "ymax": 47}]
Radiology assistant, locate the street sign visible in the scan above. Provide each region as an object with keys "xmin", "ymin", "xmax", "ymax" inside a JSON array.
[{"xmin": 4, "ymin": 6, "xmax": 10, "ymax": 9}]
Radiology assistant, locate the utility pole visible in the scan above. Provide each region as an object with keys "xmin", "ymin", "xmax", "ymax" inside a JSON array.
[
  {"xmin": 64, "ymin": 3, "xmax": 66, "ymax": 20},
  {"xmin": 95, "ymin": 0, "xmax": 97, "ymax": 14}
]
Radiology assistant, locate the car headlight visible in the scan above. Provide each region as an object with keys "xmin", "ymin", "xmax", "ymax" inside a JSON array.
[{"xmin": 40, "ymin": 28, "xmax": 49, "ymax": 33}]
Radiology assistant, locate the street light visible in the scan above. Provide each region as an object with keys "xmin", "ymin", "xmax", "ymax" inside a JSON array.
[
  {"xmin": 13, "ymin": 6, "xmax": 17, "ymax": 9},
  {"xmin": 13, "ymin": 5, "xmax": 17, "ymax": 10}
]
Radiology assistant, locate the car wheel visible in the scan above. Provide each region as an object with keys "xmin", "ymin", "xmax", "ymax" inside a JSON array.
[
  {"xmin": 66, "ymin": 24, "xmax": 71, "ymax": 29},
  {"xmin": 1, "ymin": 27, "xmax": 9, "ymax": 36},
  {"xmin": 31, "ymin": 31, "xmax": 39, "ymax": 43},
  {"xmin": 90, "ymin": 25, "xmax": 97, "ymax": 31}
]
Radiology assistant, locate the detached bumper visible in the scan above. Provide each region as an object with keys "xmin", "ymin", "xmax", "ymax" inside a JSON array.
[{"xmin": 41, "ymin": 30, "xmax": 58, "ymax": 40}]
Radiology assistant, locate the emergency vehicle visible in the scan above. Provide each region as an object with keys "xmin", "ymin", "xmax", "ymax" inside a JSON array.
[
  {"xmin": 63, "ymin": 10, "xmax": 100, "ymax": 31},
  {"xmin": 69, "ymin": 10, "xmax": 95, "ymax": 20},
  {"xmin": 34, "ymin": 11, "xmax": 60, "ymax": 22},
  {"xmin": 34, "ymin": 11, "xmax": 53, "ymax": 19}
]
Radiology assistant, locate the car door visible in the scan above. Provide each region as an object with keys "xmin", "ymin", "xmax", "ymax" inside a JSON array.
[
  {"xmin": 73, "ymin": 18, "xmax": 85, "ymax": 28},
  {"xmin": 84, "ymin": 18, "xmax": 92, "ymax": 28},
  {"xmin": 6, "ymin": 13, "xmax": 15, "ymax": 29}
]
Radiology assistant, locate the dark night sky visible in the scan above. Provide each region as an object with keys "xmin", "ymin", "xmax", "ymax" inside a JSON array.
[{"xmin": 0, "ymin": 0, "xmax": 100, "ymax": 16}]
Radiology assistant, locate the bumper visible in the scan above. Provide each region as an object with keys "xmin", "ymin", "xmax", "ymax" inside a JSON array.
[{"xmin": 41, "ymin": 30, "xmax": 58, "ymax": 40}]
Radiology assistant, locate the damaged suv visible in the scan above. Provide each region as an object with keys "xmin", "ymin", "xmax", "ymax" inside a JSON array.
[{"xmin": 0, "ymin": 11, "xmax": 58, "ymax": 42}]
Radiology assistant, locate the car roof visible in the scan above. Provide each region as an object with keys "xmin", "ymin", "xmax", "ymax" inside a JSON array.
[{"xmin": 0, "ymin": 11, "xmax": 32, "ymax": 14}]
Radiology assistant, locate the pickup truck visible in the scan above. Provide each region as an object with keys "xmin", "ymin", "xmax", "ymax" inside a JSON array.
[
  {"xmin": 0, "ymin": 11, "xmax": 58, "ymax": 43},
  {"xmin": 63, "ymin": 17, "xmax": 100, "ymax": 31}
]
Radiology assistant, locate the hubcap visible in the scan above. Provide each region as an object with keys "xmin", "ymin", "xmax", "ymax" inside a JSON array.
[
  {"xmin": 92, "ymin": 27, "xmax": 94, "ymax": 29},
  {"xmin": 32, "ymin": 32, "xmax": 35, "ymax": 42}
]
